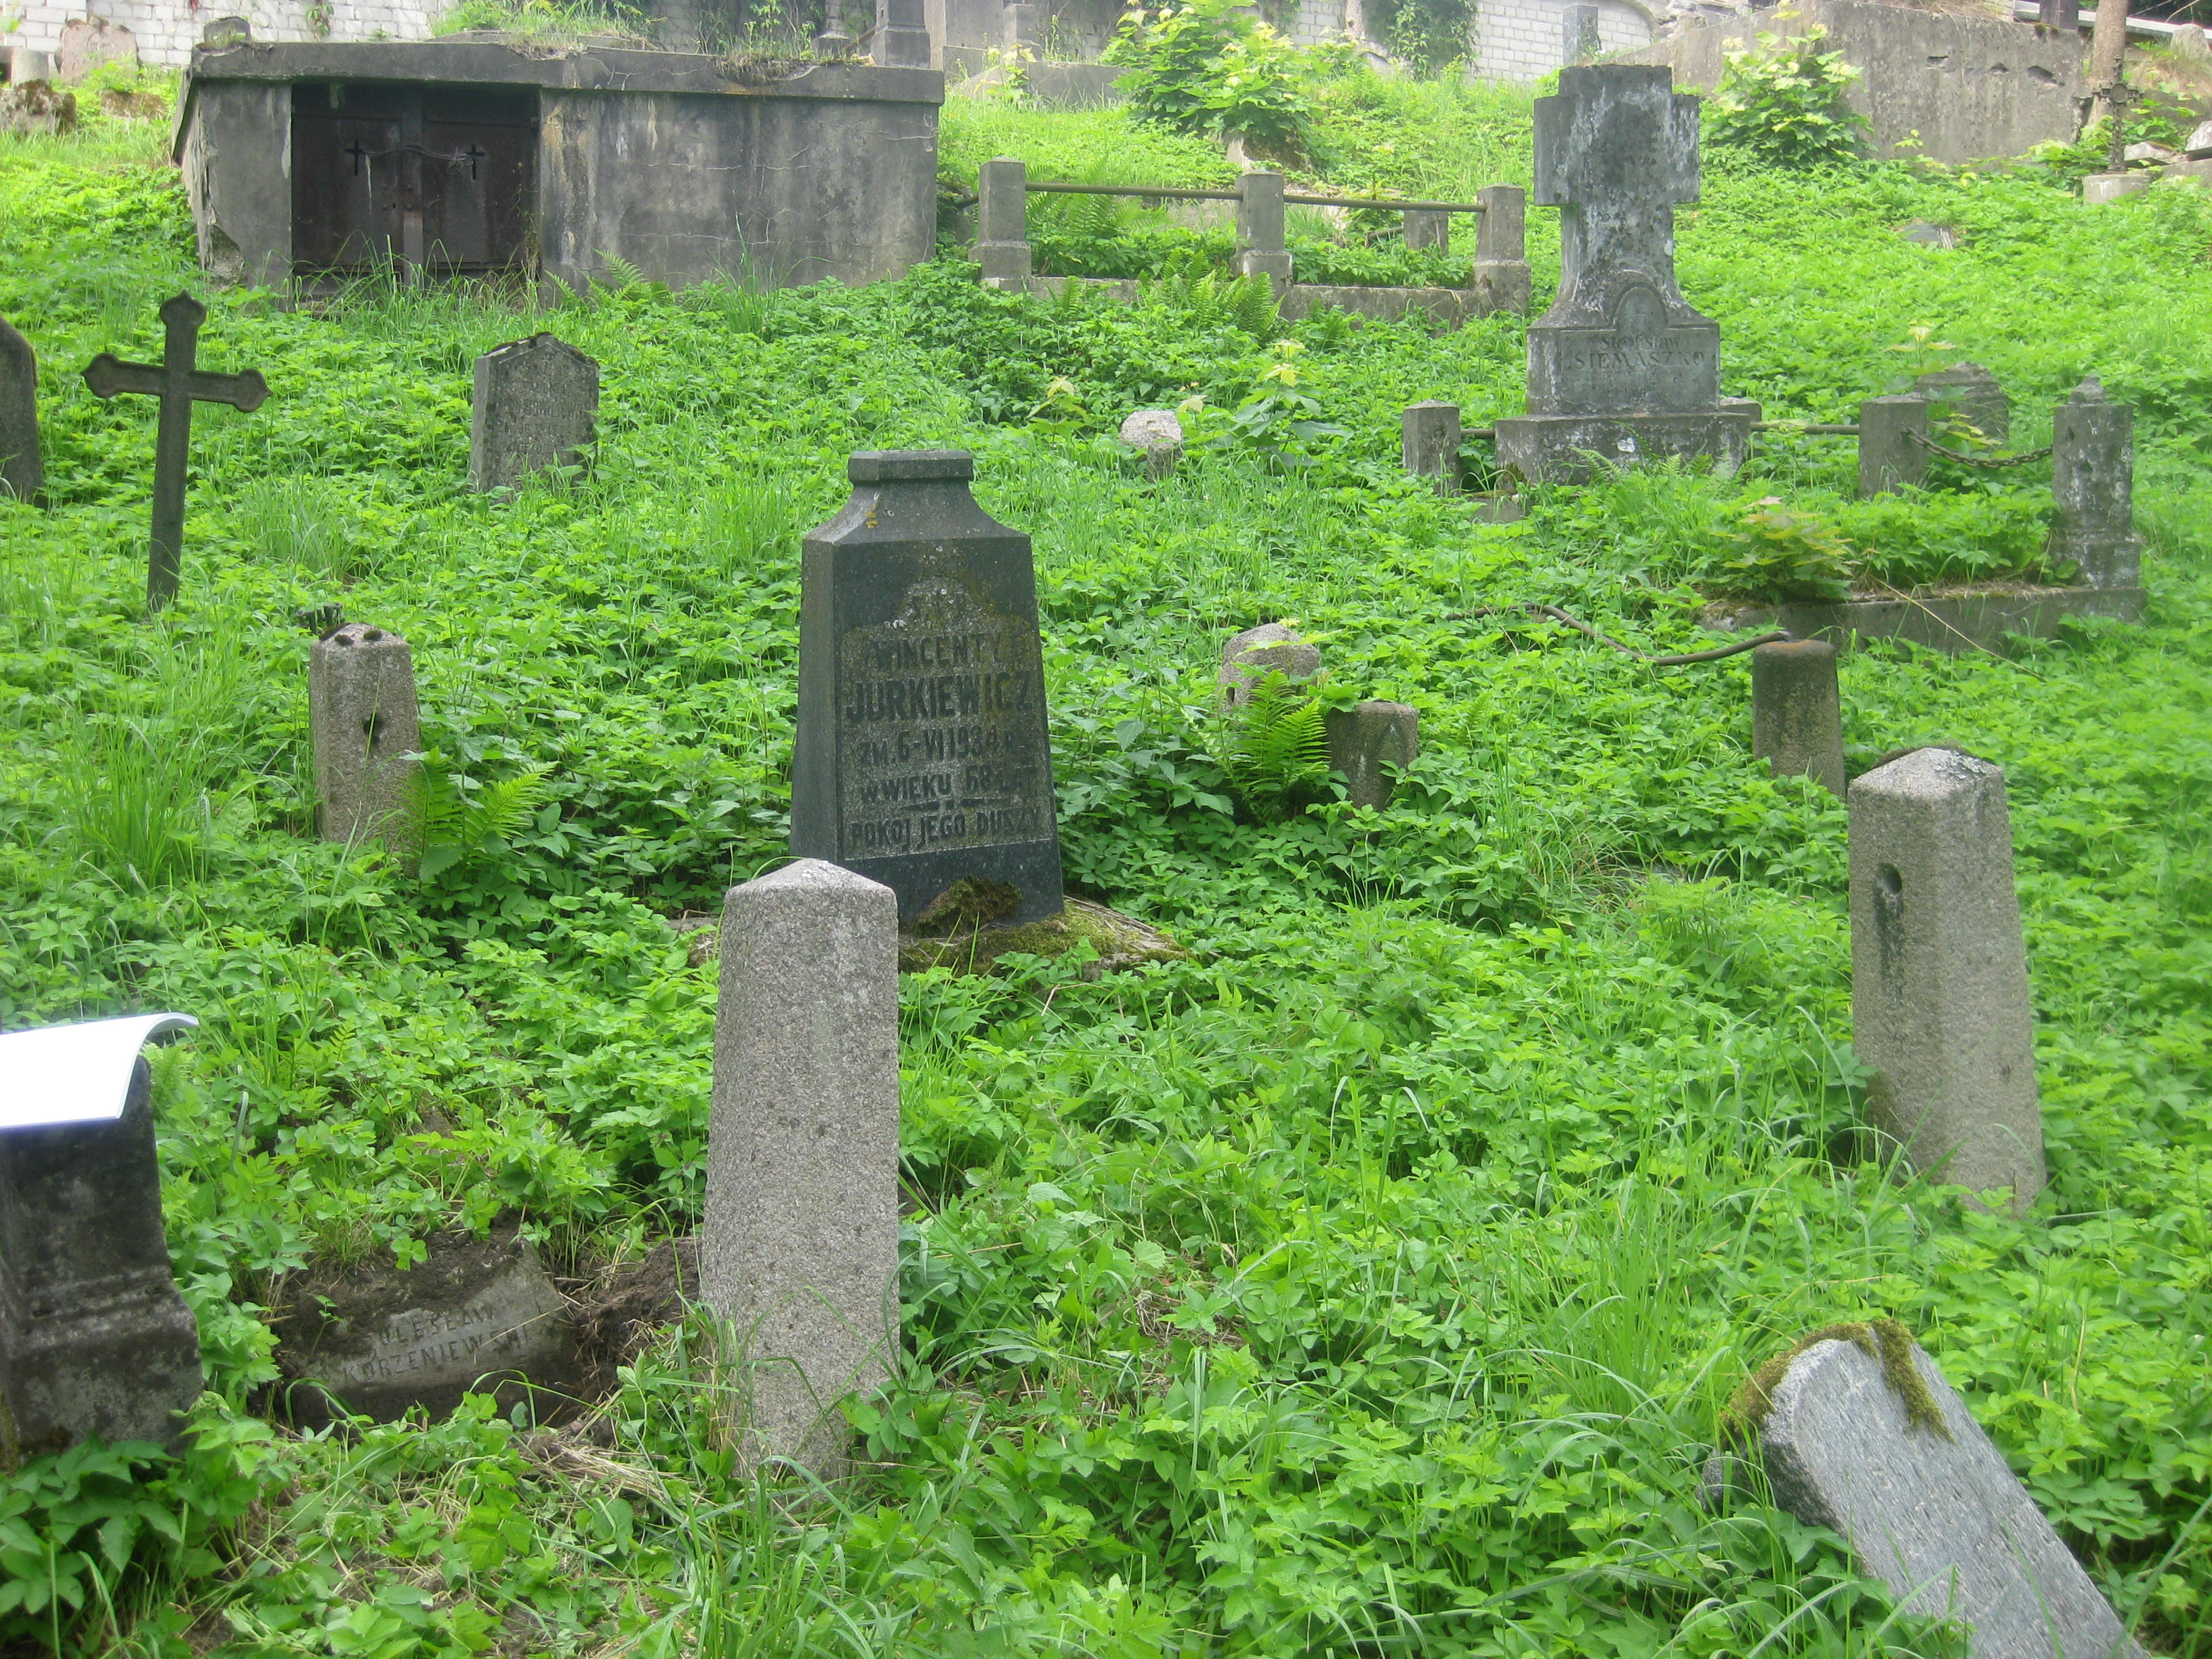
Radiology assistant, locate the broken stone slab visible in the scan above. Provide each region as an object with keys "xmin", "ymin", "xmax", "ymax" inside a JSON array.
[
  {"xmin": 0, "ymin": 312, "xmax": 41, "ymax": 503},
  {"xmin": 0, "ymin": 80, "xmax": 78, "ymax": 138},
  {"xmin": 2081, "ymin": 172, "xmax": 2148, "ymax": 204},
  {"xmin": 1218, "ymin": 622, "xmax": 1321, "ymax": 710},
  {"xmin": 1719, "ymin": 1328, "xmax": 2148, "ymax": 1659},
  {"xmin": 1325, "ymin": 701, "xmax": 1418, "ymax": 810},
  {"xmin": 277, "ymin": 1228, "xmax": 586, "ymax": 1427},
  {"xmin": 1119, "ymin": 409, "xmax": 1183, "ymax": 478},
  {"xmin": 1700, "ymin": 582, "xmax": 2144, "ymax": 656},
  {"xmin": 1897, "ymin": 219, "xmax": 1957, "ymax": 248},
  {"xmin": 2121, "ymin": 140, "xmax": 2177, "ymax": 166}
]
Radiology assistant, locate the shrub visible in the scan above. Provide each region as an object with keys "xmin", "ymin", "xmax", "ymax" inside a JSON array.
[
  {"xmin": 1706, "ymin": 28, "xmax": 1868, "ymax": 170},
  {"xmin": 1104, "ymin": 0, "xmax": 1316, "ymax": 163}
]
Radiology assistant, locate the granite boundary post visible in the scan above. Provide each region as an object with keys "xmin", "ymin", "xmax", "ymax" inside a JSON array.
[
  {"xmin": 311, "ymin": 623, "xmax": 424, "ymax": 859},
  {"xmin": 1472, "ymin": 184, "xmax": 1532, "ymax": 315},
  {"xmin": 1234, "ymin": 171, "xmax": 1294, "ymax": 294},
  {"xmin": 1857, "ymin": 396, "xmax": 1929, "ymax": 497},
  {"xmin": 977, "ymin": 157, "xmax": 1031, "ymax": 291},
  {"xmin": 1750, "ymin": 640, "xmax": 1845, "ymax": 796}
]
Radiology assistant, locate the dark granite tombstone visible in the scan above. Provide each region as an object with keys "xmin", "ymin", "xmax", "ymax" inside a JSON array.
[
  {"xmin": 792, "ymin": 451, "xmax": 1063, "ymax": 924},
  {"xmin": 0, "ymin": 1014, "xmax": 205, "ymax": 1465},
  {"xmin": 0, "ymin": 312, "xmax": 41, "ymax": 502},
  {"xmin": 1494, "ymin": 66, "xmax": 1752, "ymax": 483}
]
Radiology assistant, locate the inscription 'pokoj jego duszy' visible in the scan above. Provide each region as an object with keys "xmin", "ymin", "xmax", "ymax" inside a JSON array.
[{"xmin": 793, "ymin": 451, "xmax": 1062, "ymax": 922}]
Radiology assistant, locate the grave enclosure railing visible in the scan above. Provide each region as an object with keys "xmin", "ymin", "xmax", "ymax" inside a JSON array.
[{"xmin": 964, "ymin": 157, "xmax": 1533, "ymax": 323}]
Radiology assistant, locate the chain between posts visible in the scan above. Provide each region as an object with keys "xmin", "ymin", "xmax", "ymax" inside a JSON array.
[
  {"xmin": 1450, "ymin": 603, "xmax": 1790, "ymax": 665},
  {"xmin": 1902, "ymin": 430, "xmax": 2055, "ymax": 468}
]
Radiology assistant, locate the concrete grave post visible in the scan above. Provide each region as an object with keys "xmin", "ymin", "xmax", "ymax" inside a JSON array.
[
  {"xmin": 872, "ymin": 0, "xmax": 931, "ymax": 67},
  {"xmin": 1402, "ymin": 208, "xmax": 1449, "ymax": 253},
  {"xmin": 1401, "ymin": 401, "xmax": 1462, "ymax": 495},
  {"xmin": 977, "ymin": 157, "xmax": 1032, "ymax": 291},
  {"xmin": 1849, "ymin": 749, "xmax": 2045, "ymax": 1210},
  {"xmin": 1741, "ymin": 1330, "xmax": 2148, "ymax": 1659},
  {"xmin": 1326, "ymin": 701, "xmax": 1418, "ymax": 810},
  {"xmin": 470, "ymin": 334, "xmax": 598, "ymax": 493},
  {"xmin": 1913, "ymin": 361, "xmax": 2010, "ymax": 445},
  {"xmin": 1219, "ymin": 621, "xmax": 1320, "ymax": 710},
  {"xmin": 791, "ymin": 451, "xmax": 1064, "ymax": 924},
  {"xmin": 1857, "ymin": 396, "xmax": 1929, "ymax": 497},
  {"xmin": 0, "ymin": 1014, "xmax": 205, "ymax": 1466},
  {"xmin": 7, "ymin": 46, "xmax": 57, "ymax": 82},
  {"xmin": 1563, "ymin": 2, "xmax": 1604, "ymax": 63},
  {"xmin": 703, "ymin": 859, "xmax": 899, "ymax": 1475},
  {"xmin": 2048, "ymin": 375, "xmax": 2139, "ymax": 590},
  {"xmin": 1004, "ymin": 0, "xmax": 1042, "ymax": 52},
  {"xmin": 1494, "ymin": 67, "xmax": 1750, "ymax": 481},
  {"xmin": 1234, "ymin": 171, "xmax": 1294, "ymax": 294},
  {"xmin": 311, "ymin": 623, "xmax": 424, "ymax": 859},
  {"xmin": 0, "ymin": 312, "xmax": 41, "ymax": 503},
  {"xmin": 1471, "ymin": 184, "xmax": 1532, "ymax": 314},
  {"xmin": 1750, "ymin": 640, "xmax": 1845, "ymax": 797}
]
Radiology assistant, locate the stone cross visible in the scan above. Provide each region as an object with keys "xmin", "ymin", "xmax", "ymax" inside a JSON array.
[
  {"xmin": 703, "ymin": 859, "xmax": 899, "ymax": 1474},
  {"xmin": 470, "ymin": 334, "xmax": 598, "ymax": 493},
  {"xmin": 1738, "ymin": 1330, "xmax": 2146, "ymax": 1659},
  {"xmin": 0, "ymin": 312, "xmax": 42, "ymax": 503},
  {"xmin": 1849, "ymin": 748, "xmax": 2045, "ymax": 1210},
  {"xmin": 83, "ymin": 293, "xmax": 268, "ymax": 613},
  {"xmin": 791, "ymin": 451, "xmax": 1064, "ymax": 924},
  {"xmin": 2049, "ymin": 375, "xmax": 2139, "ymax": 590},
  {"xmin": 311, "ymin": 623, "xmax": 424, "ymax": 859},
  {"xmin": 0, "ymin": 1014, "xmax": 205, "ymax": 1463},
  {"xmin": 1401, "ymin": 401, "xmax": 1462, "ymax": 495},
  {"xmin": 1750, "ymin": 639, "xmax": 1844, "ymax": 796}
]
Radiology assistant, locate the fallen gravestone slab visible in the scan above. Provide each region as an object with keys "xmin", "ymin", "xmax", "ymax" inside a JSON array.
[
  {"xmin": 1714, "ymin": 1324, "xmax": 2146, "ymax": 1659},
  {"xmin": 277, "ymin": 1228, "xmax": 587, "ymax": 1426}
]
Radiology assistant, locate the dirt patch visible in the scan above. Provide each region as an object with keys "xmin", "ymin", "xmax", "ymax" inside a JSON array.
[{"xmin": 570, "ymin": 1237, "xmax": 701, "ymax": 1375}]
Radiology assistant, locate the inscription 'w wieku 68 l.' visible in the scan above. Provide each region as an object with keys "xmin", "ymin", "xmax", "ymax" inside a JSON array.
[{"xmin": 835, "ymin": 578, "xmax": 1051, "ymax": 859}]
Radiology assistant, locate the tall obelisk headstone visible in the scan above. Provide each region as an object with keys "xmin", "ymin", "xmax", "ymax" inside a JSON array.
[
  {"xmin": 792, "ymin": 450, "xmax": 1063, "ymax": 924},
  {"xmin": 0, "ymin": 312, "xmax": 42, "ymax": 502},
  {"xmin": 703, "ymin": 859, "xmax": 899, "ymax": 1475},
  {"xmin": 1494, "ymin": 66, "xmax": 1753, "ymax": 483}
]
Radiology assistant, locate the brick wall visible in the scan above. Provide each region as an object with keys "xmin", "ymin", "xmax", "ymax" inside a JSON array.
[
  {"xmin": 11, "ymin": 0, "xmax": 440, "ymax": 69},
  {"xmin": 1473, "ymin": 0, "xmax": 1655, "ymax": 82}
]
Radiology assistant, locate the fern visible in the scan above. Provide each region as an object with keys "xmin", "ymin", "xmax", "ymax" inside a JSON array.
[
  {"xmin": 1230, "ymin": 271, "xmax": 1279, "ymax": 338},
  {"xmin": 1221, "ymin": 670, "xmax": 1331, "ymax": 823},
  {"xmin": 405, "ymin": 754, "xmax": 550, "ymax": 880}
]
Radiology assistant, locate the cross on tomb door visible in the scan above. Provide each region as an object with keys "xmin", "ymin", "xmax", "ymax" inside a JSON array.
[{"xmin": 83, "ymin": 293, "xmax": 268, "ymax": 613}]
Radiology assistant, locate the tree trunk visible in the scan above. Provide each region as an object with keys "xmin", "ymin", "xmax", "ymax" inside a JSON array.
[{"xmin": 2087, "ymin": 0, "xmax": 2130, "ymax": 165}]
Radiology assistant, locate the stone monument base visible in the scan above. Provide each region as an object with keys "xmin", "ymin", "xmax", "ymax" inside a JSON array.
[
  {"xmin": 1494, "ymin": 408, "xmax": 1754, "ymax": 484},
  {"xmin": 1700, "ymin": 581, "xmax": 2146, "ymax": 657}
]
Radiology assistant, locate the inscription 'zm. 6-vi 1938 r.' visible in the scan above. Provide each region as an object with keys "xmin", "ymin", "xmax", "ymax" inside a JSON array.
[{"xmin": 793, "ymin": 451, "xmax": 1063, "ymax": 924}]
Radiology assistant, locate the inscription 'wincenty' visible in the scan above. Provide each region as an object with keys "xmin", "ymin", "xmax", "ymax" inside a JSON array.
[{"xmin": 836, "ymin": 577, "xmax": 1051, "ymax": 858}]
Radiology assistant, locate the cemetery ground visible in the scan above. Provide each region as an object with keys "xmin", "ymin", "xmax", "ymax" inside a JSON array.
[{"xmin": 4, "ymin": 69, "xmax": 2212, "ymax": 1659}]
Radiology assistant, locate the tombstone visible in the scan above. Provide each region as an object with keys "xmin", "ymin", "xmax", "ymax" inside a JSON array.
[
  {"xmin": 1234, "ymin": 171, "xmax": 1294, "ymax": 294},
  {"xmin": 1750, "ymin": 640, "xmax": 1844, "ymax": 797},
  {"xmin": 7, "ymin": 46, "xmax": 57, "ymax": 82},
  {"xmin": 1913, "ymin": 361, "xmax": 2009, "ymax": 444},
  {"xmin": 791, "ymin": 451, "xmax": 1064, "ymax": 924},
  {"xmin": 2175, "ymin": 22, "xmax": 2210, "ymax": 62},
  {"xmin": 813, "ymin": 26, "xmax": 855, "ymax": 55},
  {"xmin": 201, "ymin": 15, "xmax": 252, "ymax": 42},
  {"xmin": 977, "ymin": 157, "xmax": 1031, "ymax": 291},
  {"xmin": 1004, "ymin": 0, "xmax": 1042, "ymax": 52},
  {"xmin": 311, "ymin": 623, "xmax": 424, "ymax": 857},
  {"xmin": 1849, "ymin": 749, "xmax": 2045, "ymax": 1210},
  {"xmin": 1857, "ymin": 396, "xmax": 1929, "ymax": 497},
  {"xmin": 702, "ymin": 859, "xmax": 899, "ymax": 1474},
  {"xmin": 0, "ymin": 313, "xmax": 40, "ymax": 504},
  {"xmin": 0, "ymin": 79, "xmax": 77, "ymax": 137},
  {"xmin": 871, "ymin": 0, "xmax": 930, "ymax": 66},
  {"xmin": 1896, "ymin": 220, "xmax": 1957, "ymax": 249},
  {"xmin": 56, "ymin": 17, "xmax": 136, "ymax": 83},
  {"xmin": 1120, "ymin": 409, "xmax": 1183, "ymax": 479},
  {"xmin": 1563, "ymin": 1, "xmax": 1604, "ymax": 64},
  {"xmin": 277, "ymin": 1229, "xmax": 584, "ymax": 1427},
  {"xmin": 470, "ymin": 335, "xmax": 598, "ymax": 493},
  {"xmin": 1219, "ymin": 622, "xmax": 1320, "ymax": 710},
  {"xmin": 2038, "ymin": 0, "xmax": 2079, "ymax": 29},
  {"xmin": 1402, "ymin": 209, "xmax": 1450, "ymax": 253},
  {"xmin": 2081, "ymin": 172, "xmax": 2148, "ymax": 204},
  {"xmin": 1732, "ymin": 1329, "xmax": 2148, "ymax": 1659},
  {"xmin": 2048, "ymin": 375, "xmax": 2139, "ymax": 590},
  {"xmin": 0, "ymin": 1014, "xmax": 205, "ymax": 1465},
  {"xmin": 1326, "ymin": 702, "xmax": 1418, "ymax": 810},
  {"xmin": 1401, "ymin": 401, "xmax": 1462, "ymax": 495},
  {"xmin": 1472, "ymin": 184, "xmax": 1533, "ymax": 314},
  {"xmin": 1494, "ymin": 68, "xmax": 1753, "ymax": 483}
]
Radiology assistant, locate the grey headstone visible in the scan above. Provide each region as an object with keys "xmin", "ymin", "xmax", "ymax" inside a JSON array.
[
  {"xmin": 1402, "ymin": 208, "xmax": 1450, "ymax": 252},
  {"xmin": 1897, "ymin": 219, "xmax": 1957, "ymax": 249},
  {"xmin": 56, "ymin": 17, "xmax": 136, "ymax": 82},
  {"xmin": 1494, "ymin": 68, "xmax": 1750, "ymax": 482},
  {"xmin": 703, "ymin": 859, "xmax": 899, "ymax": 1474},
  {"xmin": 2188, "ymin": 120, "xmax": 2212, "ymax": 160},
  {"xmin": 7, "ymin": 46, "xmax": 56, "ymax": 82},
  {"xmin": 1326, "ymin": 701, "xmax": 1418, "ymax": 810},
  {"xmin": 1473, "ymin": 184, "xmax": 1532, "ymax": 314},
  {"xmin": 1401, "ymin": 401, "xmax": 1462, "ymax": 495},
  {"xmin": 1219, "ymin": 622, "xmax": 1321, "ymax": 710},
  {"xmin": 277, "ymin": 1229, "xmax": 583, "ymax": 1427},
  {"xmin": 1751, "ymin": 1335, "xmax": 2147, "ymax": 1659},
  {"xmin": 310, "ymin": 623, "xmax": 423, "ymax": 858},
  {"xmin": 1750, "ymin": 640, "xmax": 1844, "ymax": 797},
  {"xmin": 1849, "ymin": 748, "xmax": 2045, "ymax": 1210},
  {"xmin": 1858, "ymin": 396, "xmax": 1929, "ymax": 496},
  {"xmin": 2048, "ymin": 375, "xmax": 2138, "ymax": 590},
  {"xmin": 2174, "ymin": 23, "xmax": 2210, "ymax": 62},
  {"xmin": 871, "ymin": 0, "xmax": 930, "ymax": 67},
  {"xmin": 977, "ymin": 157, "xmax": 1031, "ymax": 291},
  {"xmin": 1234, "ymin": 171, "xmax": 1294, "ymax": 293},
  {"xmin": 1120, "ymin": 409, "xmax": 1183, "ymax": 478},
  {"xmin": 1, "ymin": 1057, "xmax": 203, "ymax": 1462},
  {"xmin": 1004, "ymin": 0, "xmax": 1042, "ymax": 49},
  {"xmin": 1914, "ymin": 361, "xmax": 2010, "ymax": 445},
  {"xmin": 469, "ymin": 333, "xmax": 598, "ymax": 493},
  {"xmin": 2121, "ymin": 141, "xmax": 2177, "ymax": 167},
  {"xmin": 813, "ymin": 27, "xmax": 855, "ymax": 56},
  {"xmin": 2081, "ymin": 172, "xmax": 2148, "ymax": 204},
  {"xmin": 791, "ymin": 451, "xmax": 1064, "ymax": 924},
  {"xmin": 0, "ymin": 312, "xmax": 40, "ymax": 503}
]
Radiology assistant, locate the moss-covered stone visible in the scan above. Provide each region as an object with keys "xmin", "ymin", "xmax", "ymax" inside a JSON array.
[{"xmin": 1721, "ymin": 1318, "xmax": 1952, "ymax": 1449}]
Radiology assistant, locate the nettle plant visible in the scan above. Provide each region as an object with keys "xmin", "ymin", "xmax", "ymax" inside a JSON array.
[{"xmin": 1706, "ymin": 27, "xmax": 1868, "ymax": 169}]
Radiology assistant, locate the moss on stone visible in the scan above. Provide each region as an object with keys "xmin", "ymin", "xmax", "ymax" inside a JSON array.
[{"xmin": 1721, "ymin": 1317, "xmax": 1953, "ymax": 1448}]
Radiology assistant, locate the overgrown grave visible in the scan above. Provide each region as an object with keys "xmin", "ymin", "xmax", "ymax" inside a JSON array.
[{"xmin": 0, "ymin": 310, "xmax": 41, "ymax": 501}]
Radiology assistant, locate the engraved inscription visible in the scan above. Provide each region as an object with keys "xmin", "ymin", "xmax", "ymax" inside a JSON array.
[
  {"xmin": 836, "ymin": 570, "xmax": 1050, "ymax": 857},
  {"xmin": 329, "ymin": 1300, "xmax": 542, "ymax": 1386}
]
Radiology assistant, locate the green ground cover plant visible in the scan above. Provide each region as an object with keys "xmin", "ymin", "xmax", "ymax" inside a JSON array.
[{"xmin": 2, "ymin": 66, "xmax": 2210, "ymax": 1659}]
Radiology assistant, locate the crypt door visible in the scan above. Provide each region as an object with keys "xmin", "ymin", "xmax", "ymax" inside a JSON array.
[{"xmin": 292, "ymin": 83, "xmax": 537, "ymax": 279}]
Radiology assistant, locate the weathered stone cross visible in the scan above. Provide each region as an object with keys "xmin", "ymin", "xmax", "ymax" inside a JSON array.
[{"xmin": 83, "ymin": 292, "xmax": 268, "ymax": 613}]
